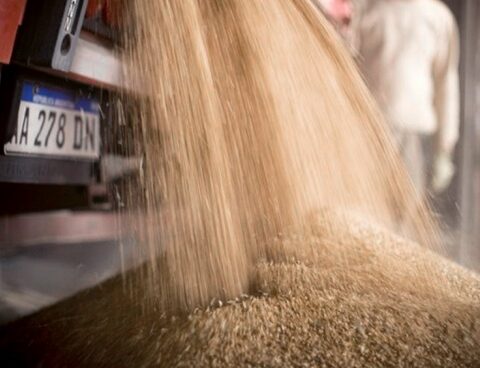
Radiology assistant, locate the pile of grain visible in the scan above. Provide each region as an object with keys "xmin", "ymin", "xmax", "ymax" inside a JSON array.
[
  {"xmin": 1, "ymin": 212, "xmax": 479, "ymax": 367},
  {"xmin": 2, "ymin": 1, "xmax": 477, "ymax": 366}
]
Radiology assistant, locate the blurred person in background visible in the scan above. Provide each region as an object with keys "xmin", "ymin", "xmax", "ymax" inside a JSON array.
[
  {"xmin": 352, "ymin": 0, "xmax": 460, "ymax": 198},
  {"xmin": 318, "ymin": 0, "xmax": 460, "ymax": 199}
]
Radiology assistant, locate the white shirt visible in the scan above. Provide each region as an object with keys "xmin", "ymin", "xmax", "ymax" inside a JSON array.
[{"xmin": 354, "ymin": 0, "xmax": 460, "ymax": 155}]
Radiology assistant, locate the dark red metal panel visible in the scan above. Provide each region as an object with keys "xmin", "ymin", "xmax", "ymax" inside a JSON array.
[
  {"xmin": 86, "ymin": 0, "xmax": 121, "ymax": 27},
  {"xmin": 0, "ymin": 0, "xmax": 27, "ymax": 64}
]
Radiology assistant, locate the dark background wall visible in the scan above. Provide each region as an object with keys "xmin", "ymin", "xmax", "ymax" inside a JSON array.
[{"xmin": 442, "ymin": 0, "xmax": 480, "ymax": 270}]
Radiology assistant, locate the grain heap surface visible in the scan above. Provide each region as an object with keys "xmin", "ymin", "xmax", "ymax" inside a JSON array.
[{"xmin": 1, "ymin": 212, "xmax": 479, "ymax": 367}]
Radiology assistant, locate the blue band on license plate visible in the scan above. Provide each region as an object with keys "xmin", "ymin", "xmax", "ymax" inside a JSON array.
[{"xmin": 4, "ymin": 81, "xmax": 101, "ymax": 160}]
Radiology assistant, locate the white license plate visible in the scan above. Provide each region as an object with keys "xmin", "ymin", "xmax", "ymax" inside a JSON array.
[{"xmin": 4, "ymin": 81, "xmax": 100, "ymax": 160}]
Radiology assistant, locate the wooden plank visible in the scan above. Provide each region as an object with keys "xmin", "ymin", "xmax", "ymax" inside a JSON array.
[
  {"xmin": 32, "ymin": 31, "xmax": 124, "ymax": 91},
  {"xmin": 69, "ymin": 31, "xmax": 123, "ymax": 88}
]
